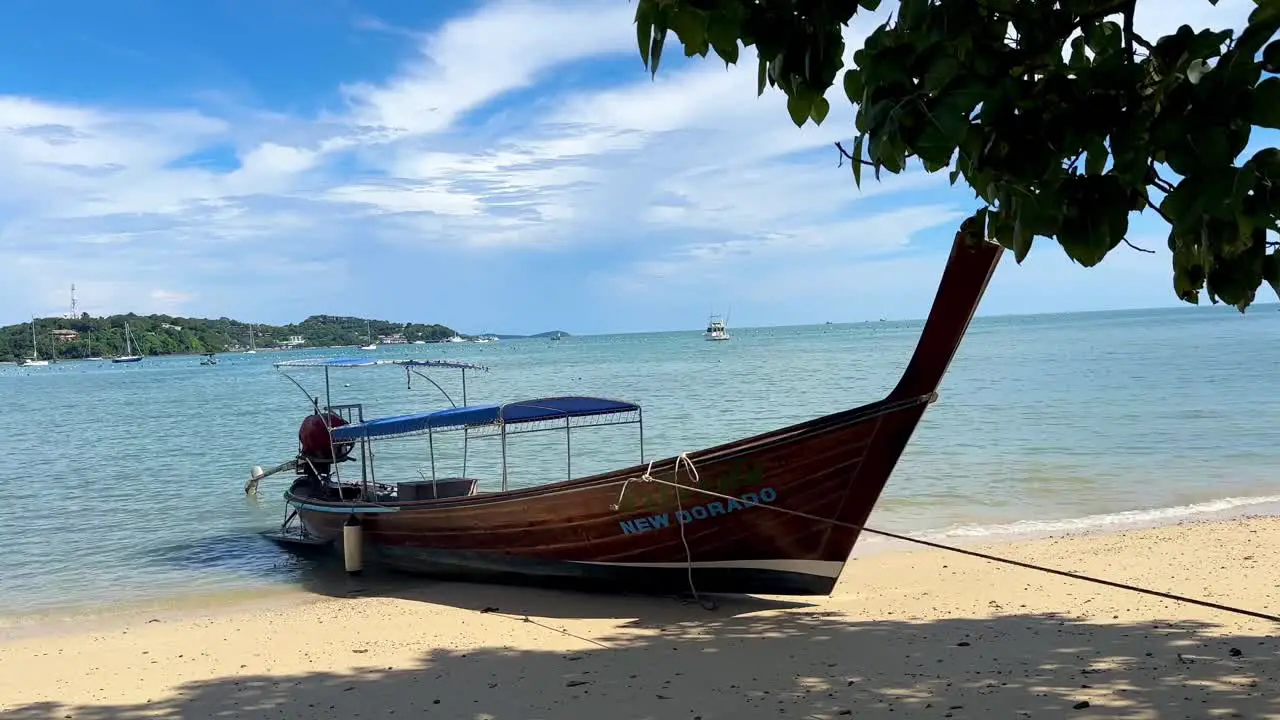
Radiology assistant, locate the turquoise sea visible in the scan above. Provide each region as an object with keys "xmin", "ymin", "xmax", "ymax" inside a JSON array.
[{"xmin": 2, "ymin": 305, "xmax": 1278, "ymax": 618}]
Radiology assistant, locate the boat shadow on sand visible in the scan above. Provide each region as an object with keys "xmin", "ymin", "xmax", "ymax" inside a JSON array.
[
  {"xmin": 292, "ymin": 549, "xmax": 818, "ymax": 621},
  {"xmin": 5, "ymin": 609, "xmax": 1276, "ymax": 719}
]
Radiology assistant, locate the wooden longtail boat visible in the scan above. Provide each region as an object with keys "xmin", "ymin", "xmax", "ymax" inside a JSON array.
[{"xmin": 259, "ymin": 232, "xmax": 1002, "ymax": 596}]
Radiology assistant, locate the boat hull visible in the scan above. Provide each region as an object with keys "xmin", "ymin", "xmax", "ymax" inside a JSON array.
[
  {"xmin": 358, "ymin": 545, "xmax": 836, "ymax": 595},
  {"xmin": 288, "ymin": 390, "xmax": 924, "ymax": 597},
  {"xmin": 112, "ymin": 356, "xmax": 143, "ymax": 363}
]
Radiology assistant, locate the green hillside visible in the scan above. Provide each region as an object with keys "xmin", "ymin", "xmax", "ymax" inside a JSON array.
[{"xmin": 0, "ymin": 314, "xmax": 457, "ymax": 362}]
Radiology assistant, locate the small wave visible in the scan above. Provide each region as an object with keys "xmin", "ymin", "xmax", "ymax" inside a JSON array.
[{"xmin": 889, "ymin": 493, "xmax": 1280, "ymax": 543}]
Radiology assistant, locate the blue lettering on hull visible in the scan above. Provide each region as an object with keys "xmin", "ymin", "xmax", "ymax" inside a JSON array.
[{"xmin": 619, "ymin": 487, "xmax": 778, "ymax": 535}]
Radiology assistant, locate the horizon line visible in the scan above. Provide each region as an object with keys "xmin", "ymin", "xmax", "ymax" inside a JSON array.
[{"xmin": 9, "ymin": 300, "xmax": 1278, "ymax": 339}]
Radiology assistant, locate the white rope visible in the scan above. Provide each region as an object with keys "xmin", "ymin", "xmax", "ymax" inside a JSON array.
[{"xmin": 613, "ymin": 453, "xmax": 715, "ymax": 609}]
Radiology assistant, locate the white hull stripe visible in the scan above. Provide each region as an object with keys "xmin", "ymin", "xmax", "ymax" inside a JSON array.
[{"xmin": 569, "ymin": 559, "xmax": 845, "ymax": 578}]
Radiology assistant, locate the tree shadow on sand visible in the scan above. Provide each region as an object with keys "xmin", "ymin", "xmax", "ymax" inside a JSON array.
[{"xmin": 4, "ymin": 578, "xmax": 1277, "ymax": 720}]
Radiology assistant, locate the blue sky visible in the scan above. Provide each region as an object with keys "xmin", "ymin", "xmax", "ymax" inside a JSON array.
[{"xmin": 0, "ymin": 0, "xmax": 1272, "ymax": 335}]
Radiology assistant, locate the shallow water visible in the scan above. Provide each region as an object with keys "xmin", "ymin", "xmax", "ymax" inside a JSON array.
[{"xmin": 1, "ymin": 304, "xmax": 1277, "ymax": 615}]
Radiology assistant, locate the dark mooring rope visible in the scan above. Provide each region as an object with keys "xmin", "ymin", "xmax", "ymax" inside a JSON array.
[{"xmin": 639, "ymin": 476, "xmax": 1280, "ymax": 623}]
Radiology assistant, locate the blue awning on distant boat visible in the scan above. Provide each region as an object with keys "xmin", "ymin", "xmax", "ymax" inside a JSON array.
[
  {"xmin": 274, "ymin": 358, "xmax": 488, "ymax": 371},
  {"xmin": 329, "ymin": 396, "xmax": 641, "ymax": 441}
]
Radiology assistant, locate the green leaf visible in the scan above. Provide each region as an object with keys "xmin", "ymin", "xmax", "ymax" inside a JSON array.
[
  {"xmin": 843, "ymin": 68, "xmax": 863, "ymax": 105},
  {"xmin": 756, "ymin": 57, "xmax": 768, "ymax": 96},
  {"xmin": 810, "ymin": 95, "xmax": 831, "ymax": 124},
  {"xmin": 1264, "ymin": 251, "xmax": 1280, "ymax": 299},
  {"xmin": 1252, "ymin": 77, "xmax": 1280, "ymax": 129},
  {"xmin": 851, "ymin": 134, "xmax": 865, "ymax": 189},
  {"xmin": 923, "ymin": 55, "xmax": 960, "ymax": 93},
  {"xmin": 1085, "ymin": 137, "xmax": 1109, "ymax": 176},
  {"xmin": 1057, "ymin": 177, "xmax": 1129, "ymax": 267},
  {"xmin": 669, "ymin": 6, "xmax": 709, "ymax": 58},
  {"xmin": 1068, "ymin": 36, "xmax": 1089, "ymax": 69},
  {"xmin": 1263, "ymin": 39, "xmax": 1280, "ymax": 73},
  {"xmin": 706, "ymin": 11, "xmax": 740, "ymax": 66},
  {"xmin": 635, "ymin": 1, "xmax": 654, "ymax": 69},
  {"xmin": 649, "ymin": 29, "xmax": 667, "ymax": 78},
  {"xmin": 787, "ymin": 92, "xmax": 814, "ymax": 128},
  {"xmin": 899, "ymin": 0, "xmax": 928, "ymax": 26},
  {"xmin": 1205, "ymin": 230, "xmax": 1264, "ymax": 311},
  {"xmin": 913, "ymin": 94, "xmax": 970, "ymax": 167},
  {"xmin": 858, "ymin": 0, "xmax": 882, "ymax": 11},
  {"xmin": 1084, "ymin": 20, "xmax": 1123, "ymax": 57},
  {"xmin": 1170, "ymin": 231, "xmax": 1206, "ymax": 303},
  {"xmin": 1160, "ymin": 179, "xmax": 1204, "ymax": 226},
  {"xmin": 1009, "ymin": 206, "xmax": 1034, "ymax": 263}
]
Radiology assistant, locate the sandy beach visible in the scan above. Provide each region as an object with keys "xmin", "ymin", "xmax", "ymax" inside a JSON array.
[{"xmin": 2, "ymin": 517, "xmax": 1276, "ymax": 719}]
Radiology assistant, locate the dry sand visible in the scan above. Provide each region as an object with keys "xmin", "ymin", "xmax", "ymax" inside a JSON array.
[{"xmin": 1, "ymin": 517, "xmax": 1277, "ymax": 719}]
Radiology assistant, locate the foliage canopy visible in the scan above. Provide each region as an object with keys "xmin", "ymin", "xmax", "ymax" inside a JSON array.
[
  {"xmin": 0, "ymin": 315, "xmax": 458, "ymax": 362},
  {"xmin": 634, "ymin": 0, "xmax": 1280, "ymax": 310}
]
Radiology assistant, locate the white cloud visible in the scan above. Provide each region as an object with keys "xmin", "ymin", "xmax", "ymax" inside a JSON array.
[
  {"xmin": 0, "ymin": 0, "xmax": 1268, "ymax": 330},
  {"xmin": 338, "ymin": 0, "xmax": 636, "ymax": 138}
]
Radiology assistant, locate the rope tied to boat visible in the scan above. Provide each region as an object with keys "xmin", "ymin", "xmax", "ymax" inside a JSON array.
[
  {"xmin": 630, "ymin": 456, "xmax": 1280, "ymax": 624},
  {"xmin": 615, "ymin": 453, "xmax": 717, "ymax": 610}
]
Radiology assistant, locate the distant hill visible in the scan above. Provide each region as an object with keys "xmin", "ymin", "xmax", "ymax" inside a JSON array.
[
  {"xmin": 484, "ymin": 331, "xmax": 571, "ymax": 339},
  {"xmin": 0, "ymin": 313, "xmax": 457, "ymax": 362}
]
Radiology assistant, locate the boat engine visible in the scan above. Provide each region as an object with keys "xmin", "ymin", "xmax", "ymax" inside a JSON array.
[{"xmin": 297, "ymin": 412, "xmax": 354, "ymax": 473}]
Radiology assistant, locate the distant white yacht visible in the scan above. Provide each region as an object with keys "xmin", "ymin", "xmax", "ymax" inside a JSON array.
[
  {"xmin": 704, "ymin": 312, "xmax": 731, "ymax": 341},
  {"xmin": 243, "ymin": 324, "xmax": 257, "ymax": 354}
]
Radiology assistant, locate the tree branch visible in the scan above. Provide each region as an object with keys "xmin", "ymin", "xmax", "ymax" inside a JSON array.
[
  {"xmin": 1147, "ymin": 164, "xmax": 1177, "ymax": 194},
  {"xmin": 1123, "ymin": 238, "xmax": 1156, "ymax": 254},
  {"xmin": 1147, "ymin": 200, "xmax": 1175, "ymax": 225},
  {"xmin": 834, "ymin": 141, "xmax": 876, "ymax": 167}
]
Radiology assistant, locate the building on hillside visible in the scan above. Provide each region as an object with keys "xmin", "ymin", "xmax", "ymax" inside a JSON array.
[{"xmin": 49, "ymin": 329, "xmax": 80, "ymax": 343}]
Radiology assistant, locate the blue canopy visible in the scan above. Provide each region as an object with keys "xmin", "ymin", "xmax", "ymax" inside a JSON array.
[
  {"xmin": 329, "ymin": 396, "xmax": 640, "ymax": 441},
  {"xmin": 274, "ymin": 358, "xmax": 488, "ymax": 371}
]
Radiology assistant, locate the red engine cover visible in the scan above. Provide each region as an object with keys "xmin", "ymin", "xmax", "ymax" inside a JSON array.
[{"xmin": 298, "ymin": 412, "xmax": 350, "ymax": 461}]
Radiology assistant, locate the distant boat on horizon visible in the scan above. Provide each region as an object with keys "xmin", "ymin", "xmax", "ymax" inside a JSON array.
[
  {"xmin": 18, "ymin": 316, "xmax": 49, "ymax": 367},
  {"xmin": 359, "ymin": 320, "xmax": 378, "ymax": 351},
  {"xmin": 705, "ymin": 311, "xmax": 731, "ymax": 341},
  {"xmin": 112, "ymin": 323, "xmax": 143, "ymax": 363},
  {"xmin": 85, "ymin": 329, "xmax": 104, "ymax": 361}
]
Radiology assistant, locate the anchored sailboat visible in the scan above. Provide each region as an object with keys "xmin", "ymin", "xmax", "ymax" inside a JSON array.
[
  {"xmin": 359, "ymin": 320, "xmax": 377, "ymax": 351},
  {"xmin": 243, "ymin": 324, "xmax": 257, "ymax": 354},
  {"xmin": 112, "ymin": 323, "xmax": 143, "ymax": 363},
  {"xmin": 18, "ymin": 317, "xmax": 49, "ymax": 367}
]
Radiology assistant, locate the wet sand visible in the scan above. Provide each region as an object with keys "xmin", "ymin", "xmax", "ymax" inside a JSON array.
[{"xmin": 1, "ymin": 516, "xmax": 1277, "ymax": 719}]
